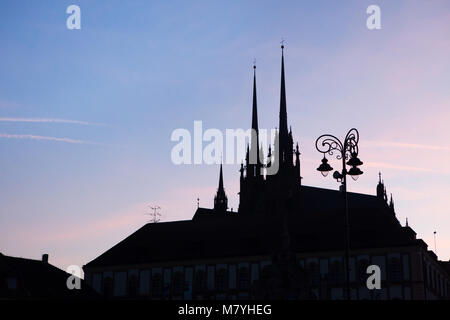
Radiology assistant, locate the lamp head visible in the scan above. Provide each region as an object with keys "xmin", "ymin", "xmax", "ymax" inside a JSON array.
[
  {"xmin": 317, "ymin": 156, "xmax": 333, "ymax": 177},
  {"xmin": 346, "ymin": 152, "xmax": 363, "ymax": 167},
  {"xmin": 348, "ymin": 166, "xmax": 363, "ymax": 180}
]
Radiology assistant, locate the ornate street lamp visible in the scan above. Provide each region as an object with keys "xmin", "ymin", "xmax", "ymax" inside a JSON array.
[{"xmin": 315, "ymin": 128, "xmax": 363, "ymax": 300}]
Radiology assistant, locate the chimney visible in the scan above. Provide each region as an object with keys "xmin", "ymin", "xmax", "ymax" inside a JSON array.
[{"xmin": 42, "ymin": 254, "xmax": 48, "ymax": 263}]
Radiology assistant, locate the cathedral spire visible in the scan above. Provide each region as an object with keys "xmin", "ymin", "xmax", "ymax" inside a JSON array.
[
  {"xmin": 389, "ymin": 193, "xmax": 395, "ymax": 212},
  {"xmin": 376, "ymin": 172, "xmax": 385, "ymax": 200},
  {"xmin": 252, "ymin": 64, "xmax": 258, "ymax": 133},
  {"xmin": 218, "ymin": 163, "xmax": 224, "ymax": 192},
  {"xmin": 279, "ymin": 44, "xmax": 288, "ymax": 137},
  {"xmin": 249, "ymin": 64, "xmax": 260, "ymax": 166},
  {"xmin": 214, "ymin": 163, "xmax": 228, "ymax": 212}
]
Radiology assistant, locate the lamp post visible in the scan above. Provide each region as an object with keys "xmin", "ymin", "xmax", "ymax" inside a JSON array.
[{"xmin": 315, "ymin": 128, "xmax": 363, "ymax": 300}]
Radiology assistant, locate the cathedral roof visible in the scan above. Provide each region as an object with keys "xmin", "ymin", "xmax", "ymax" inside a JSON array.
[{"xmin": 84, "ymin": 185, "xmax": 424, "ymax": 269}]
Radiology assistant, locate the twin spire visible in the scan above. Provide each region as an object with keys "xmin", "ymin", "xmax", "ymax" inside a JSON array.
[
  {"xmin": 279, "ymin": 45, "xmax": 288, "ymax": 138},
  {"xmin": 249, "ymin": 64, "xmax": 260, "ymax": 166},
  {"xmin": 248, "ymin": 45, "xmax": 289, "ymax": 169},
  {"xmin": 252, "ymin": 64, "xmax": 258, "ymax": 133},
  {"xmin": 252, "ymin": 45, "xmax": 289, "ymax": 140},
  {"xmin": 216, "ymin": 44, "xmax": 293, "ymax": 212}
]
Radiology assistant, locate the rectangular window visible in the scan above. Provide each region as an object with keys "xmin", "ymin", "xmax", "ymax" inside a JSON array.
[
  {"xmin": 229, "ymin": 265, "xmax": 236, "ymax": 289},
  {"xmin": 349, "ymin": 257, "xmax": 356, "ymax": 282},
  {"xmin": 404, "ymin": 286, "xmax": 411, "ymax": 300},
  {"xmin": 139, "ymin": 270, "xmax": 150, "ymax": 295},
  {"xmin": 184, "ymin": 267, "xmax": 193, "ymax": 300},
  {"xmin": 319, "ymin": 259, "xmax": 328, "ymax": 275},
  {"xmin": 163, "ymin": 269, "xmax": 171, "ymax": 297},
  {"xmin": 207, "ymin": 265, "xmax": 215, "ymax": 290},
  {"xmin": 402, "ymin": 254, "xmax": 410, "ymax": 280},
  {"xmin": 92, "ymin": 273, "xmax": 102, "ymax": 294},
  {"xmin": 251, "ymin": 263, "xmax": 259, "ymax": 283},
  {"xmin": 113, "ymin": 272, "xmax": 127, "ymax": 297}
]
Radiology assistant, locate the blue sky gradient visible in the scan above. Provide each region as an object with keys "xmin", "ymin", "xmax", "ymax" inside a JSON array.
[{"xmin": 1, "ymin": 0, "xmax": 449, "ymax": 271}]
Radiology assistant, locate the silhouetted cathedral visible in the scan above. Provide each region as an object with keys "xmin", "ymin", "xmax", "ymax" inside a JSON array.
[
  {"xmin": 84, "ymin": 47, "xmax": 450, "ymax": 300},
  {"xmin": 238, "ymin": 46, "xmax": 302, "ymax": 219}
]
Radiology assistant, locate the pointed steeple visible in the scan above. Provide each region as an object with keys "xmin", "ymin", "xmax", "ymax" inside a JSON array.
[
  {"xmin": 218, "ymin": 163, "xmax": 224, "ymax": 192},
  {"xmin": 249, "ymin": 64, "xmax": 260, "ymax": 167},
  {"xmin": 389, "ymin": 193, "xmax": 395, "ymax": 211},
  {"xmin": 214, "ymin": 163, "xmax": 228, "ymax": 212},
  {"xmin": 376, "ymin": 172, "xmax": 384, "ymax": 199},
  {"xmin": 252, "ymin": 65, "xmax": 258, "ymax": 133},
  {"xmin": 279, "ymin": 44, "xmax": 288, "ymax": 137}
]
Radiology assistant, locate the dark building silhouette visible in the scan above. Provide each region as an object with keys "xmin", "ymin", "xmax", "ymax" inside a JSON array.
[
  {"xmin": 0, "ymin": 253, "xmax": 97, "ymax": 299},
  {"xmin": 84, "ymin": 47, "xmax": 450, "ymax": 300}
]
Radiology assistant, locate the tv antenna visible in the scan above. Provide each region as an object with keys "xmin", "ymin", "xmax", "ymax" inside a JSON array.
[
  {"xmin": 434, "ymin": 231, "xmax": 437, "ymax": 255},
  {"xmin": 147, "ymin": 205, "xmax": 162, "ymax": 223}
]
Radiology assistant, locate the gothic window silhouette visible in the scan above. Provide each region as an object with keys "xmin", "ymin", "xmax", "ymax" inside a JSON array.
[
  {"xmin": 103, "ymin": 276, "xmax": 113, "ymax": 298},
  {"xmin": 215, "ymin": 268, "xmax": 227, "ymax": 292},
  {"xmin": 151, "ymin": 273, "xmax": 162, "ymax": 297},
  {"xmin": 388, "ymin": 257, "xmax": 402, "ymax": 282},
  {"xmin": 194, "ymin": 270, "xmax": 206, "ymax": 293},
  {"xmin": 238, "ymin": 267, "xmax": 249, "ymax": 291},
  {"xmin": 172, "ymin": 271, "xmax": 184, "ymax": 296},
  {"xmin": 128, "ymin": 274, "xmax": 138, "ymax": 298}
]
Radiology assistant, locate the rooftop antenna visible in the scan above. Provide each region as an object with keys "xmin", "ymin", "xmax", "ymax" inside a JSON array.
[
  {"xmin": 434, "ymin": 231, "xmax": 437, "ymax": 255},
  {"xmin": 197, "ymin": 198, "xmax": 200, "ymax": 208},
  {"xmin": 147, "ymin": 205, "xmax": 161, "ymax": 223}
]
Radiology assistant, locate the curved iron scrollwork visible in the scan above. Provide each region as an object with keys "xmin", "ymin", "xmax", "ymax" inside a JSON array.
[{"xmin": 315, "ymin": 128, "xmax": 360, "ymax": 160}]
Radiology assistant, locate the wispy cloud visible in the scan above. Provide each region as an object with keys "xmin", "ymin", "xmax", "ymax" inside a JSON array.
[
  {"xmin": 364, "ymin": 161, "xmax": 436, "ymax": 173},
  {"xmin": 0, "ymin": 133, "xmax": 95, "ymax": 144},
  {"xmin": 365, "ymin": 140, "xmax": 450, "ymax": 152},
  {"xmin": 0, "ymin": 117, "xmax": 106, "ymax": 127}
]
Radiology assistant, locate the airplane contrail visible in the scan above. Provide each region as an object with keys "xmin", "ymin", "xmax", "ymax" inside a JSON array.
[
  {"xmin": 0, "ymin": 133, "xmax": 94, "ymax": 144},
  {"xmin": 0, "ymin": 117, "xmax": 106, "ymax": 126}
]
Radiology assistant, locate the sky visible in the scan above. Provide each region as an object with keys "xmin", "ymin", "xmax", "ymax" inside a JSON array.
[{"xmin": 0, "ymin": 0, "xmax": 449, "ymax": 274}]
